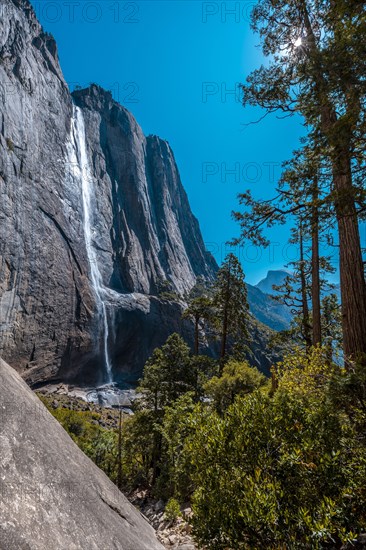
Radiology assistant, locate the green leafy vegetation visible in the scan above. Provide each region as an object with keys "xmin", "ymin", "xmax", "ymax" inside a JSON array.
[
  {"xmin": 43, "ymin": 343, "xmax": 366, "ymax": 548},
  {"xmin": 188, "ymin": 349, "xmax": 366, "ymax": 549},
  {"xmin": 164, "ymin": 498, "xmax": 182, "ymax": 522},
  {"xmin": 204, "ymin": 359, "xmax": 267, "ymax": 413}
]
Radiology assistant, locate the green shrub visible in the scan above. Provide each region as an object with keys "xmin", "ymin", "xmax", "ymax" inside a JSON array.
[
  {"xmin": 204, "ymin": 359, "xmax": 267, "ymax": 413},
  {"xmin": 38, "ymin": 349, "xmax": 366, "ymax": 549},
  {"xmin": 187, "ymin": 350, "xmax": 365, "ymax": 549},
  {"xmin": 165, "ymin": 498, "xmax": 181, "ymax": 522}
]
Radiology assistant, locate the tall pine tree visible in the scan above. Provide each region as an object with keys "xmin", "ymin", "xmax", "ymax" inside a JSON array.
[
  {"xmin": 213, "ymin": 253, "xmax": 250, "ymax": 369},
  {"xmin": 241, "ymin": 0, "xmax": 366, "ymax": 362}
]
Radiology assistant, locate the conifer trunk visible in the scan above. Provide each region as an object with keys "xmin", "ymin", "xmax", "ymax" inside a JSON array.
[
  {"xmin": 301, "ymin": 2, "xmax": 366, "ymax": 363},
  {"xmin": 299, "ymin": 221, "xmax": 312, "ymax": 350},
  {"xmin": 320, "ymin": 97, "xmax": 366, "ymax": 362},
  {"xmin": 332, "ymin": 157, "xmax": 366, "ymax": 363},
  {"xmin": 311, "ymin": 178, "xmax": 322, "ymax": 346}
]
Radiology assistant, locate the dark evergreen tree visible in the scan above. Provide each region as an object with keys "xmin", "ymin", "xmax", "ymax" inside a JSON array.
[
  {"xmin": 213, "ymin": 253, "xmax": 250, "ymax": 368},
  {"xmin": 182, "ymin": 278, "xmax": 215, "ymax": 355},
  {"xmin": 240, "ymin": 0, "xmax": 366, "ymax": 362}
]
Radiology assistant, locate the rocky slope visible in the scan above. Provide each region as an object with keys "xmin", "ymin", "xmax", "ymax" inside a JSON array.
[
  {"xmin": 0, "ymin": 357, "xmax": 164, "ymax": 550},
  {"xmin": 0, "ymin": 0, "xmax": 217, "ymax": 386},
  {"xmin": 247, "ymin": 283, "xmax": 291, "ymax": 332}
]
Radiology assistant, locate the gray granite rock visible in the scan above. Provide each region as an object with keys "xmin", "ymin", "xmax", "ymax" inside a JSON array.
[
  {"xmin": 71, "ymin": 85, "xmax": 217, "ymax": 297},
  {"xmin": 0, "ymin": 0, "xmax": 282, "ymax": 387},
  {"xmin": 0, "ymin": 0, "xmax": 95, "ymax": 383},
  {"xmin": 0, "ymin": 357, "xmax": 164, "ymax": 550},
  {"xmin": 0, "ymin": 0, "xmax": 216, "ymax": 385}
]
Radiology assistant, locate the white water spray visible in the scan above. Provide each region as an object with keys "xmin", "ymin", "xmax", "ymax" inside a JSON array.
[{"xmin": 71, "ymin": 106, "xmax": 113, "ymax": 384}]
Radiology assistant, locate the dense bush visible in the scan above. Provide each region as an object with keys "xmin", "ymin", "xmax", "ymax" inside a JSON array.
[
  {"xmin": 42, "ymin": 344, "xmax": 366, "ymax": 549},
  {"xmin": 164, "ymin": 498, "xmax": 182, "ymax": 522},
  {"xmin": 204, "ymin": 359, "xmax": 267, "ymax": 413},
  {"xmin": 186, "ymin": 349, "xmax": 366, "ymax": 549}
]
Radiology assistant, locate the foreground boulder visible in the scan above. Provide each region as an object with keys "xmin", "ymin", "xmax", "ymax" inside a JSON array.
[{"xmin": 0, "ymin": 358, "xmax": 164, "ymax": 550}]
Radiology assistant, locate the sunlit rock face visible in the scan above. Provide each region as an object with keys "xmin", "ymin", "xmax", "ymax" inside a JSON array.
[
  {"xmin": 0, "ymin": 357, "xmax": 165, "ymax": 550},
  {"xmin": 71, "ymin": 85, "xmax": 217, "ymax": 298},
  {"xmin": 0, "ymin": 0, "xmax": 217, "ymax": 386}
]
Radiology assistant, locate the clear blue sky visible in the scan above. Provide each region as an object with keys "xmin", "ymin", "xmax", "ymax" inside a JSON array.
[{"xmin": 32, "ymin": 0, "xmax": 317, "ymax": 284}]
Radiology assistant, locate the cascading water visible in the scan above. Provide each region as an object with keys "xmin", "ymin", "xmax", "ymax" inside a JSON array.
[{"xmin": 70, "ymin": 105, "xmax": 113, "ymax": 384}]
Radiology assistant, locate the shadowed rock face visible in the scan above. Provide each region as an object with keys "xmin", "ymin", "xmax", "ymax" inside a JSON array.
[
  {"xmin": 247, "ymin": 283, "xmax": 292, "ymax": 332},
  {"xmin": 0, "ymin": 0, "xmax": 217, "ymax": 385},
  {"xmin": 0, "ymin": 358, "xmax": 164, "ymax": 550}
]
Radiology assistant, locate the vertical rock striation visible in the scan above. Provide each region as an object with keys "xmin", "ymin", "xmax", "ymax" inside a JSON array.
[
  {"xmin": 0, "ymin": 0, "xmax": 93, "ymax": 384},
  {"xmin": 71, "ymin": 85, "xmax": 217, "ymax": 297},
  {"xmin": 0, "ymin": 0, "xmax": 217, "ymax": 385}
]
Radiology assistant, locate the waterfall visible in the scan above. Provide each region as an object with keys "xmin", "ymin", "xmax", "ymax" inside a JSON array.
[{"xmin": 71, "ymin": 106, "xmax": 113, "ymax": 384}]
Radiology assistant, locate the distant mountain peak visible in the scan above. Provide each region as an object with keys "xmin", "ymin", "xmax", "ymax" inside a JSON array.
[{"xmin": 255, "ymin": 269, "xmax": 291, "ymax": 295}]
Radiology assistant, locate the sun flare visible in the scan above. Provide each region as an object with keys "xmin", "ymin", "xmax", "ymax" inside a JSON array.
[{"xmin": 294, "ymin": 37, "xmax": 302, "ymax": 47}]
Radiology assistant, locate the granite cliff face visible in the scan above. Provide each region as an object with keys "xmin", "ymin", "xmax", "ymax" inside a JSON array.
[
  {"xmin": 71, "ymin": 85, "xmax": 217, "ymax": 298},
  {"xmin": 0, "ymin": 0, "xmax": 79, "ymax": 384},
  {"xmin": 0, "ymin": 0, "xmax": 284, "ymax": 388},
  {"xmin": 0, "ymin": 0, "xmax": 216, "ymax": 386}
]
